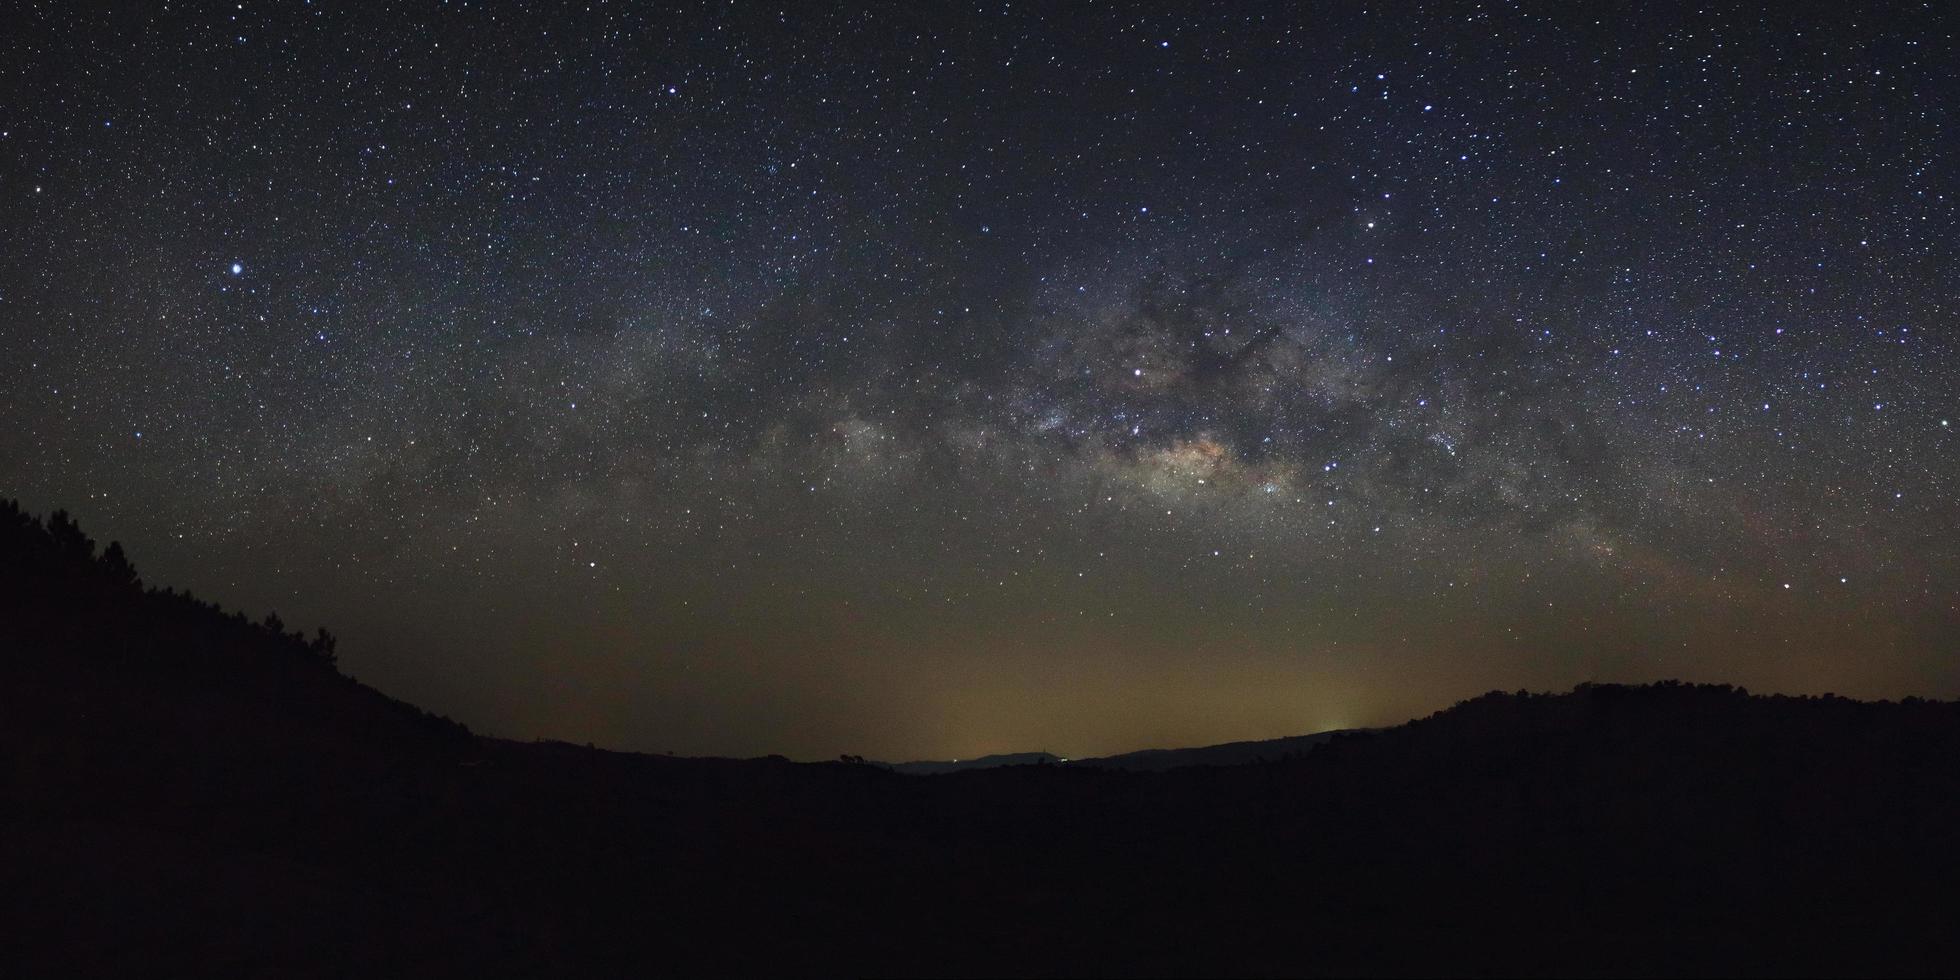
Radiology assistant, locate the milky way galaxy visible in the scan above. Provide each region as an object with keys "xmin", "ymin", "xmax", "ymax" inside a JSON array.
[{"xmin": 3, "ymin": 2, "xmax": 1955, "ymax": 758}]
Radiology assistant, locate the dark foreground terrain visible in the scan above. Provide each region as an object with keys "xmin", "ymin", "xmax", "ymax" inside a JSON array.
[{"xmin": 5, "ymin": 500, "xmax": 1959, "ymax": 977}]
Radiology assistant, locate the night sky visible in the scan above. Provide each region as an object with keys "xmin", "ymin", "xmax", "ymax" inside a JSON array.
[{"xmin": 4, "ymin": 1, "xmax": 1956, "ymax": 760}]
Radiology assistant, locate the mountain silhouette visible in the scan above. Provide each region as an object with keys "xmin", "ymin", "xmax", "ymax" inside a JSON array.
[
  {"xmin": 1072, "ymin": 730, "xmax": 1350, "ymax": 771},
  {"xmin": 886, "ymin": 751, "xmax": 1067, "ymax": 774},
  {"xmin": 5, "ymin": 499, "xmax": 1959, "ymax": 976},
  {"xmin": 886, "ymin": 732, "xmax": 1351, "ymax": 775}
]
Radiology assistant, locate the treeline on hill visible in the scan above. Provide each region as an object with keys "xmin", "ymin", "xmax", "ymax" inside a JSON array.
[
  {"xmin": 4, "ymin": 502, "xmax": 1960, "ymax": 977},
  {"xmin": 0, "ymin": 498, "xmax": 468, "ymax": 750},
  {"xmin": 2, "ymin": 499, "xmax": 339, "ymax": 670}
]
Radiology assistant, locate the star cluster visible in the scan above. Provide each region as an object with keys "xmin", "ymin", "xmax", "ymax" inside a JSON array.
[{"xmin": 2, "ymin": 1, "xmax": 1955, "ymax": 758}]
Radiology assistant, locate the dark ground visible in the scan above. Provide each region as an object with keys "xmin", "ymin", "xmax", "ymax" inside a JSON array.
[{"xmin": 5, "ymin": 500, "xmax": 1959, "ymax": 977}]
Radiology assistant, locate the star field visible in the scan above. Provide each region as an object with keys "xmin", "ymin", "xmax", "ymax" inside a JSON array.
[{"xmin": 3, "ymin": 1, "xmax": 1956, "ymax": 759}]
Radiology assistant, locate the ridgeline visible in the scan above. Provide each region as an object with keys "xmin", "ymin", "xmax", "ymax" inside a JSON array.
[{"xmin": 5, "ymin": 501, "xmax": 1957, "ymax": 976}]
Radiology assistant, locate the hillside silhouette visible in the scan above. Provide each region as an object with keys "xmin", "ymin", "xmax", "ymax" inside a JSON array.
[
  {"xmin": 885, "ymin": 731, "xmax": 1348, "ymax": 774},
  {"xmin": 5, "ymin": 500, "xmax": 1960, "ymax": 976}
]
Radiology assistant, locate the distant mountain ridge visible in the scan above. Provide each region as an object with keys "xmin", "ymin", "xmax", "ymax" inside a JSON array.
[
  {"xmin": 1075, "ymin": 729, "xmax": 1352, "ymax": 771},
  {"xmin": 886, "ymin": 751, "xmax": 1066, "ymax": 774},
  {"xmin": 885, "ymin": 730, "xmax": 1353, "ymax": 774}
]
